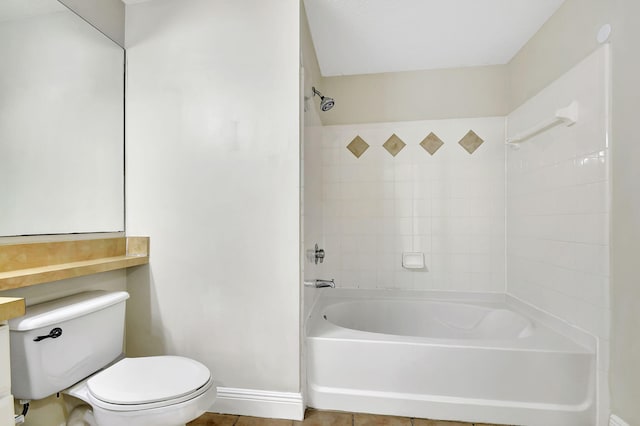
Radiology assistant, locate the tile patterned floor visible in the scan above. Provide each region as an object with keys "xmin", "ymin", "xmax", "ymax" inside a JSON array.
[{"xmin": 187, "ymin": 410, "xmax": 510, "ymax": 426}]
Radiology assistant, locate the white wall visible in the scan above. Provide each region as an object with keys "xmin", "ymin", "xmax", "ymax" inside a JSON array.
[
  {"xmin": 320, "ymin": 118, "xmax": 505, "ymax": 292},
  {"xmin": 124, "ymin": 0, "xmax": 302, "ymax": 411},
  {"xmin": 609, "ymin": 0, "xmax": 640, "ymax": 423},
  {"xmin": 506, "ymin": 47, "xmax": 610, "ymax": 424},
  {"xmin": 507, "ymin": 0, "xmax": 610, "ymax": 111}
]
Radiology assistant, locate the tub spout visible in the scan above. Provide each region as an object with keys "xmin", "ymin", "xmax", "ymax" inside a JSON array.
[{"xmin": 304, "ymin": 279, "xmax": 335, "ymax": 288}]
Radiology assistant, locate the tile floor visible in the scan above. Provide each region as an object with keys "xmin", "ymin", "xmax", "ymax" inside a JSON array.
[{"xmin": 187, "ymin": 409, "xmax": 509, "ymax": 426}]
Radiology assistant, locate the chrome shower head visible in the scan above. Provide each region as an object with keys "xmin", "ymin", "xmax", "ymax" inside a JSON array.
[
  {"xmin": 312, "ymin": 87, "xmax": 335, "ymax": 112},
  {"xmin": 320, "ymin": 96, "xmax": 335, "ymax": 112}
]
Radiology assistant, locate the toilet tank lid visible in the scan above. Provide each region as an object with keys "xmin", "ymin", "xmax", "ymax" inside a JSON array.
[{"xmin": 9, "ymin": 291, "xmax": 129, "ymax": 331}]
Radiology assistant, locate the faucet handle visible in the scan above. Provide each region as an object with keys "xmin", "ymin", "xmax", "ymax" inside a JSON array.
[
  {"xmin": 314, "ymin": 243, "xmax": 325, "ymax": 264},
  {"xmin": 303, "ymin": 279, "xmax": 335, "ymax": 288}
]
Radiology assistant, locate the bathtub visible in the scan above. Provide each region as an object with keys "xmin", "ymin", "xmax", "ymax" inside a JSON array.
[{"xmin": 306, "ymin": 290, "xmax": 595, "ymax": 426}]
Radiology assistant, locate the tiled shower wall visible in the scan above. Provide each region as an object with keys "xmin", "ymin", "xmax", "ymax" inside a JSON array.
[
  {"xmin": 506, "ymin": 47, "xmax": 610, "ymax": 423},
  {"xmin": 318, "ymin": 117, "xmax": 505, "ymax": 291},
  {"xmin": 303, "ymin": 124, "xmax": 324, "ymax": 315},
  {"xmin": 506, "ymin": 47, "xmax": 609, "ymax": 339}
]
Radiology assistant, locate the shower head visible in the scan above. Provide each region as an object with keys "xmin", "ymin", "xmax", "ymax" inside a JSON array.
[{"xmin": 312, "ymin": 87, "xmax": 335, "ymax": 112}]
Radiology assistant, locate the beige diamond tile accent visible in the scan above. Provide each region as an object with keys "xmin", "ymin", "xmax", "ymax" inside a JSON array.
[
  {"xmin": 419, "ymin": 132, "xmax": 444, "ymax": 155},
  {"xmin": 346, "ymin": 135, "xmax": 369, "ymax": 158},
  {"xmin": 458, "ymin": 130, "xmax": 484, "ymax": 154},
  {"xmin": 382, "ymin": 133, "xmax": 406, "ymax": 157}
]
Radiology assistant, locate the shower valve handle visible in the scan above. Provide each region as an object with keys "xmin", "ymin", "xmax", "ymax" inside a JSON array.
[{"xmin": 314, "ymin": 243, "xmax": 325, "ymax": 264}]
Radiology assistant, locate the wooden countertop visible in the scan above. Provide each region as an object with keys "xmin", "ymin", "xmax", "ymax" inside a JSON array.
[
  {"xmin": 0, "ymin": 236, "xmax": 149, "ymax": 291},
  {"xmin": 0, "ymin": 297, "xmax": 25, "ymax": 322}
]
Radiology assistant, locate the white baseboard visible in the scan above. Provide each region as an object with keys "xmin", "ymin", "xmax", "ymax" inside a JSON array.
[
  {"xmin": 209, "ymin": 387, "xmax": 304, "ymax": 421},
  {"xmin": 610, "ymin": 414, "xmax": 630, "ymax": 426}
]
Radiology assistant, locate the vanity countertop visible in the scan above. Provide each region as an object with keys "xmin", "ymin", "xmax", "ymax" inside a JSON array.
[{"xmin": 0, "ymin": 297, "xmax": 25, "ymax": 322}]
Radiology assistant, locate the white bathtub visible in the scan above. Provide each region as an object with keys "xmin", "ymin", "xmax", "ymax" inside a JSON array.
[{"xmin": 306, "ymin": 290, "xmax": 595, "ymax": 426}]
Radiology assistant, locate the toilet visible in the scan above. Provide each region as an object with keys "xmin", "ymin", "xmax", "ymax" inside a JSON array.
[{"xmin": 8, "ymin": 291, "xmax": 216, "ymax": 426}]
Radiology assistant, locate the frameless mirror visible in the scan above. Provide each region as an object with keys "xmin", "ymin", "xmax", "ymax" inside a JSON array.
[{"xmin": 0, "ymin": 0, "xmax": 124, "ymax": 236}]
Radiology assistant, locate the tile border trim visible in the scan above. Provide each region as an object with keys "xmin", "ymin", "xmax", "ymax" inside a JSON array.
[{"xmin": 211, "ymin": 387, "xmax": 304, "ymax": 421}]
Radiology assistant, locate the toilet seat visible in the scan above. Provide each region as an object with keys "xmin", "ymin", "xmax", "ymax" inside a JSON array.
[
  {"xmin": 86, "ymin": 356, "xmax": 212, "ymax": 411},
  {"xmin": 65, "ymin": 355, "xmax": 217, "ymax": 426}
]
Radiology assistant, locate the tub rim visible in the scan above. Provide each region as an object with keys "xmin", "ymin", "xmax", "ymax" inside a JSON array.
[
  {"xmin": 306, "ymin": 289, "xmax": 594, "ymax": 353},
  {"xmin": 320, "ymin": 298, "xmax": 535, "ymax": 340}
]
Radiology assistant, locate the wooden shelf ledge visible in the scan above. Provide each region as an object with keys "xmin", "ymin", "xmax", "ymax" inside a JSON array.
[
  {"xmin": 0, "ymin": 297, "xmax": 25, "ymax": 321},
  {"xmin": 0, "ymin": 237, "xmax": 149, "ymax": 291}
]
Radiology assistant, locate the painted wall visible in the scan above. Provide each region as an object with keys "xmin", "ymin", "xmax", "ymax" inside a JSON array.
[
  {"xmin": 507, "ymin": 0, "xmax": 610, "ymax": 111},
  {"xmin": 609, "ymin": 0, "xmax": 640, "ymax": 423},
  {"xmin": 319, "ymin": 66, "xmax": 508, "ymax": 126},
  {"xmin": 301, "ymin": 2, "xmax": 323, "ymax": 129},
  {"xmin": 125, "ymin": 0, "xmax": 301, "ymax": 407},
  {"xmin": 506, "ymin": 47, "xmax": 610, "ymax": 425},
  {"xmin": 59, "ymin": 0, "xmax": 125, "ymax": 47},
  {"xmin": 301, "ymin": 1, "xmax": 324, "ymax": 318},
  {"xmin": 319, "ymin": 117, "xmax": 505, "ymax": 292}
]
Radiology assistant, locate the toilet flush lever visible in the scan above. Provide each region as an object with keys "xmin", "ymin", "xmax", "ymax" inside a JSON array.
[{"xmin": 34, "ymin": 327, "xmax": 63, "ymax": 342}]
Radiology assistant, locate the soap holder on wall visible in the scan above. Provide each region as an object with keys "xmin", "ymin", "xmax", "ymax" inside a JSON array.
[{"xmin": 402, "ymin": 252, "xmax": 425, "ymax": 269}]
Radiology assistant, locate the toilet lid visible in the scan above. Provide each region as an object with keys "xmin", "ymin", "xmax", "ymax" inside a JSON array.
[{"xmin": 87, "ymin": 356, "xmax": 211, "ymax": 405}]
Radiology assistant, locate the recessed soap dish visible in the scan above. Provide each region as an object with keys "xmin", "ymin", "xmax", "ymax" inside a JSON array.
[{"xmin": 402, "ymin": 252, "xmax": 425, "ymax": 269}]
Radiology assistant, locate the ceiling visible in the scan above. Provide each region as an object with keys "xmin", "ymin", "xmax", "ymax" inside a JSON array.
[{"xmin": 304, "ymin": 0, "xmax": 566, "ymax": 77}]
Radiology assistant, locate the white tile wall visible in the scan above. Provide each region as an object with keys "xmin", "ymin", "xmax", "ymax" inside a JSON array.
[
  {"xmin": 319, "ymin": 117, "xmax": 505, "ymax": 292},
  {"xmin": 506, "ymin": 46, "xmax": 610, "ymax": 424},
  {"xmin": 506, "ymin": 46, "xmax": 609, "ymax": 339},
  {"xmin": 303, "ymin": 124, "xmax": 324, "ymax": 316}
]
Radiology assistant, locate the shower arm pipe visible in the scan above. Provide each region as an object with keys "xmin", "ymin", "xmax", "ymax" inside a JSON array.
[{"xmin": 506, "ymin": 101, "xmax": 579, "ymax": 145}]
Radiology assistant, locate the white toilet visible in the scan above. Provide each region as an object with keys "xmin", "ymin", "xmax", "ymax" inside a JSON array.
[{"xmin": 8, "ymin": 291, "xmax": 216, "ymax": 426}]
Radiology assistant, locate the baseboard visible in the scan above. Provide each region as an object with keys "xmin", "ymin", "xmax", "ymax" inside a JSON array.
[
  {"xmin": 610, "ymin": 414, "xmax": 630, "ymax": 426},
  {"xmin": 209, "ymin": 387, "xmax": 304, "ymax": 420}
]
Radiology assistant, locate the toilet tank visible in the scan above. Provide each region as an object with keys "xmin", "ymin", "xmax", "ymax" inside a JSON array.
[{"xmin": 8, "ymin": 291, "xmax": 129, "ymax": 400}]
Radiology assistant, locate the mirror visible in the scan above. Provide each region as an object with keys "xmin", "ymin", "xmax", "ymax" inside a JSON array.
[{"xmin": 0, "ymin": 0, "xmax": 124, "ymax": 236}]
